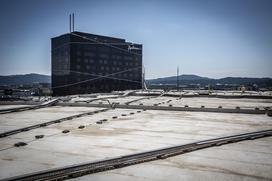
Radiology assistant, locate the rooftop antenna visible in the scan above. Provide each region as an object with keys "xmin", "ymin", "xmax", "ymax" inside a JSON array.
[
  {"xmin": 69, "ymin": 13, "xmax": 75, "ymax": 33},
  {"xmin": 72, "ymin": 13, "xmax": 75, "ymax": 32},
  {"xmin": 69, "ymin": 14, "xmax": 71, "ymax": 33}
]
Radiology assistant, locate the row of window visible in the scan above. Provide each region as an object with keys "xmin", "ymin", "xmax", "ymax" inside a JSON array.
[
  {"xmin": 75, "ymin": 73, "xmax": 140, "ymax": 80},
  {"xmin": 74, "ymin": 83, "xmax": 140, "ymax": 91},
  {"xmin": 75, "ymin": 58, "xmax": 139, "ymax": 66},
  {"xmin": 76, "ymin": 51, "xmax": 139, "ymax": 61},
  {"xmin": 75, "ymin": 65, "xmax": 140, "ymax": 73},
  {"xmin": 76, "ymin": 44, "xmax": 133, "ymax": 53}
]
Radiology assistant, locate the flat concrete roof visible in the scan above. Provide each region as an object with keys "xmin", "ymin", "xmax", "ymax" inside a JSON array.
[
  {"xmin": 0, "ymin": 91, "xmax": 271, "ymax": 180},
  {"xmin": 72, "ymin": 137, "xmax": 272, "ymax": 181}
]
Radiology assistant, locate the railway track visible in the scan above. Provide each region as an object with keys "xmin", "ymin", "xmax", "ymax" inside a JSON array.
[
  {"xmin": 124, "ymin": 96, "xmax": 156, "ymax": 105},
  {"xmin": 75, "ymin": 90, "xmax": 136, "ymax": 103},
  {"xmin": 2, "ymin": 129, "xmax": 271, "ymax": 181},
  {"xmin": 124, "ymin": 92, "xmax": 164, "ymax": 105},
  {"xmin": 0, "ymin": 108, "xmax": 110, "ymax": 138},
  {"xmin": 57, "ymin": 102, "xmax": 270, "ymax": 115},
  {"xmin": 0, "ymin": 99, "xmax": 59, "ymax": 114}
]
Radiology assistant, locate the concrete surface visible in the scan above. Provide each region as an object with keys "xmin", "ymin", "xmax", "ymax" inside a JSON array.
[
  {"xmin": 73, "ymin": 137, "xmax": 272, "ymax": 181},
  {"xmin": 0, "ymin": 93, "xmax": 271, "ymax": 180}
]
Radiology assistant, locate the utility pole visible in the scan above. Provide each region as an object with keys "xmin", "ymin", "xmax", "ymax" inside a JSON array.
[
  {"xmin": 177, "ymin": 66, "xmax": 179, "ymax": 91},
  {"xmin": 142, "ymin": 66, "xmax": 145, "ymax": 90}
]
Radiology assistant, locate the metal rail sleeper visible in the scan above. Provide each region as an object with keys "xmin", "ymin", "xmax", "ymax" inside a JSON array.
[{"xmin": 2, "ymin": 129, "xmax": 272, "ymax": 181}]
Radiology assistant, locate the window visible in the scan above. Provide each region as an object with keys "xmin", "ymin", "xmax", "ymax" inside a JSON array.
[
  {"xmin": 104, "ymin": 60, "xmax": 108, "ymax": 64},
  {"xmin": 100, "ymin": 54, "xmax": 109, "ymax": 58},
  {"xmin": 84, "ymin": 52, "xmax": 95, "ymax": 57},
  {"xmin": 98, "ymin": 47, "xmax": 110, "ymax": 52},
  {"xmin": 89, "ymin": 59, "xmax": 94, "ymax": 63},
  {"xmin": 124, "ymin": 56, "xmax": 132, "ymax": 60},
  {"xmin": 85, "ymin": 46, "xmax": 96, "ymax": 51},
  {"xmin": 77, "ymin": 51, "xmax": 81, "ymax": 56},
  {"xmin": 84, "ymin": 58, "xmax": 88, "ymax": 63},
  {"xmin": 77, "ymin": 58, "xmax": 81, "ymax": 62},
  {"xmin": 86, "ymin": 65, "xmax": 90, "ymax": 70},
  {"xmin": 76, "ymin": 65, "xmax": 80, "ymax": 70}
]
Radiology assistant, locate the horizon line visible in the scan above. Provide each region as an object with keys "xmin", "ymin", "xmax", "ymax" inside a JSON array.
[{"xmin": 0, "ymin": 72, "xmax": 272, "ymax": 80}]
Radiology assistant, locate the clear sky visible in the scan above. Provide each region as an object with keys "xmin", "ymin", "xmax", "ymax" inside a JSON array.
[{"xmin": 0, "ymin": 0, "xmax": 271, "ymax": 79}]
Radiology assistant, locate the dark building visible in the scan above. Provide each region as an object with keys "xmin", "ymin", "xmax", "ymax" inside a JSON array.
[{"xmin": 51, "ymin": 31, "xmax": 142, "ymax": 96}]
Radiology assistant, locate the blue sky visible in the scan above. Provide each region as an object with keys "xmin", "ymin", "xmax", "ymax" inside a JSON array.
[{"xmin": 0, "ymin": 0, "xmax": 271, "ymax": 79}]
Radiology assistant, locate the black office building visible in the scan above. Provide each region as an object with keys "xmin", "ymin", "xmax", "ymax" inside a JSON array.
[{"xmin": 51, "ymin": 31, "xmax": 142, "ymax": 96}]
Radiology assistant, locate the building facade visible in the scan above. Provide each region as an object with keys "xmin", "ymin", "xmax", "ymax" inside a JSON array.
[{"xmin": 51, "ymin": 31, "xmax": 142, "ymax": 96}]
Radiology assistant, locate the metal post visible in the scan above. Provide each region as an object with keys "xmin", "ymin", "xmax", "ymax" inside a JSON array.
[
  {"xmin": 177, "ymin": 66, "xmax": 179, "ymax": 91},
  {"xmin": 142, "ymin": 67, "xmax": 145, "ymax": 90}
]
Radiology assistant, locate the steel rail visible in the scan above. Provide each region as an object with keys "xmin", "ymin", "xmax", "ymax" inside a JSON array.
[
  {"xmin": 0, "ymin": 108, "xmax": 110, "ymax": 138},
  {"xmin": 124, "ymin": 92, "xmax": 164, "ymax": 105},
  {"xmin": 0, "ymin": 99, "xmax": 59, "ymax": 114},
  {"xmin": 75, "ymin": 91, "xmax": 136, "ymax": 104},
  {"xmin": 56, "ymin": 102, "xmax": 269, "ymax": 115},
  {"xmin": 2, "ymin": 129, "xmax": 272, "ymax": 181}
]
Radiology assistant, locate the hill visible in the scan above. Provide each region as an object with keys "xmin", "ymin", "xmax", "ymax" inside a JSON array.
[
  {"xmin": 147, "ymin": 74, "xmax": 272, "ymax": 88},
  {"xmin": 0, "ymin": 73, "xmax": 51, "ymax": 85}
]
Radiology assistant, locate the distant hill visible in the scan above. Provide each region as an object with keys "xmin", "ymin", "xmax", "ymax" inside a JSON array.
[
  {"xmin": 0, "ymin": 73, "xmax": 51, "ymax": 85},
  {"xmin": 147, "ymin": 74, "xmax": 272, "ymax": 88},
  {"xmin": 150, "ymin": 74, "xmax": 209, "ymax": 82},
  {"xmin": 1, "ymin": 73, "xmax": 271, "ymax": 88}
]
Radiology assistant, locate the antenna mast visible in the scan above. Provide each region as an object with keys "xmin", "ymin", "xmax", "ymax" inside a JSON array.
[
  {"xmin": 72, "ymin": 13, "xmax": 75, "ymax": 32},
  {"xmin": 69, "ymin": 14, "xmax": 71, "ymax": 33},
  {"xmin": 69, "ymin": 13, "xmax": 75, "ymax": 33}
]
